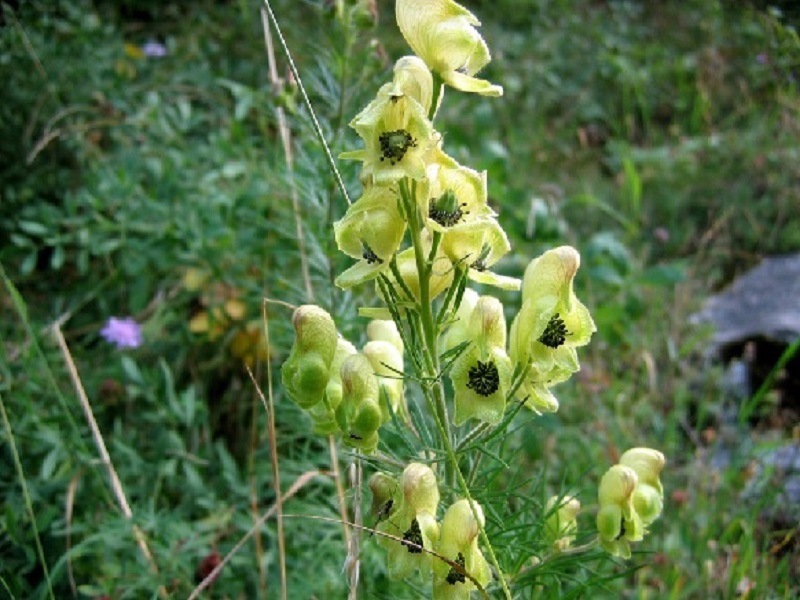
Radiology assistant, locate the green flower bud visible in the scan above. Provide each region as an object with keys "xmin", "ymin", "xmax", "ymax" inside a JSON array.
[
  {"xmin": 597, "ymin": 464, "xmax": 644, "ymax": 559},
  {"xmin": 620, "ymin": 448, "xmax": 666, "ymax": 526},
  {"xmin": 281, "ymin": 305, "xmax": 338, "ymax": 409},
  {"xmin": 433, "ymin": 499, "xmax": 491, "ymax": 599},
  {"xmin": 544, "ymin": 495, "xmax": 580, "ymax": 550},
  {"xmin": 336, "ymin": 353, "xmax": 382, "ymax": 452}
]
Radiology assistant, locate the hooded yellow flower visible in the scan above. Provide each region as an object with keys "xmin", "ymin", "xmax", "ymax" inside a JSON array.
[
  {"xmin": 335, "ymin": 353, "xmax": 383, "ymax": 452},
  {"xmin": 509, "ymin": 246, "xmax": 596, "ymax": 412},
  {"xmin": 281, "ymin": 305, "xmax": 338, "ymax": 409},
  {"xmin": 377, "ymin": 463, "xmax": 441, "ymax": 579},
  {"xmin": 619, "ymin": 448, "xmax": 666, "ymax": 526},
  {"xmin": 433, "ymin": 499, "xmax": 491, "ymax": 600},
  {"xmin": 396, "ymin": 0, "xmax": 503, "ymax": 97},
  {"xmin": 596, "ymin": 464, "xmax": 644, "ymax": 559},
  {"xmin": 340, "ymin": 78, "xmax": 435, "ymax": 185},
  {"xmin": 448, "ymin": 295, "xmax": 513, "ymax": 425},
  {"xmin": 422, "ymin": 153, "xmax": 518, "ymax": 290},
  {"xmin": 334, "ymin": 185, "xmax": 406, "ymax": 289}
]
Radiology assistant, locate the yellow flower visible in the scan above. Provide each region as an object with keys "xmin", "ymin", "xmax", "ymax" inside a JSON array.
[
  {"xmin": 377, "ymin": 463, "xmax": 441, "ymax": 579},
  {"xmin": 340, "ymin": 77, "xmax": 435, "ymax": 185},
  {"xmin": 619, "ymin": 448, "xmax": 666, "ymax": 526},
  {"xmin": 433, "ymin": 499, "xmax": 491, "ymax": 600},
  {"xmin": 334, "ymin": 185, "xmax": 406, "ymax": 289},
  {"xmin": 596, "ymin": 464, "xmax": 644, "ymax": 559},
  {"xmin": 509, "ymin": 246, "xmax": 596, "ymax": 413},
  {"xmin": 396, "ymin": 0, "xmax": 502, "ymax": 97},
  {"xmin": 281, "ymin": 305, "xmax": 338, "ymax": 409},
  {"xmin": 422, "ymin": 152, "xmax": 518, "ymax": 290},
  {"xmin": 448, "ymin": 295, "xmax": 513, "ymax": 425}
]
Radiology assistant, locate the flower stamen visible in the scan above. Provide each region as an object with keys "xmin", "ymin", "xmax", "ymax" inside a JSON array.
[
  {"xmin": 538, "ymin": 313, "xmax": 569, "ymax": 349},
  {"xmin": 445, "ymin": 552, "xmax": 467, "ymax": 585},
  {"xmin": 428, "ymin": 189, "xmax": 469, "ymax": 227},
  {"xmin": 401, "ymin": 517, "xmax": 424, "ymax": 553},
  {"xmin": 379, "ymin": 129, "xmax": 417, "ymax": 165},
  {"xmin": 466, "ymin": 360, "xmax": 500, "ymax": 397},
  {"xmin": 362, "ymin": 243, "xmax": 383, "ymax": 265}
]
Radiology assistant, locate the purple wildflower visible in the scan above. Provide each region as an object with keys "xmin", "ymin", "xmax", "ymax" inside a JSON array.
[
  {"xmin": 141, "ymin": 41, "xmax": 168, "ymax": 58},
  {"xmin": 100, "ymin": 317, "xmax": 143, "ymax": 349}
]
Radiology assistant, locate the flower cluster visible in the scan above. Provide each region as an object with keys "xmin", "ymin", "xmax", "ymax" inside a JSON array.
[
  {"xmin": 281, "ymin": 305, "xmax": 406, "ymax": 452},
  {"xmin": 372, "ymin": 464, "xmax": 491, "ymax": 599},
  {"xmin": 277, "ymin": 0, "xmax": 667, "ymax": 594},
  {"xmin": 597, "ymin": 448, "xmax": 666, "ymax": 558}
]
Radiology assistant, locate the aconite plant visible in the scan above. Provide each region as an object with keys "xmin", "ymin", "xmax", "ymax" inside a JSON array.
[{"xmin": 280, "ymin": 0, "xmax": 666, "ymax": 597}]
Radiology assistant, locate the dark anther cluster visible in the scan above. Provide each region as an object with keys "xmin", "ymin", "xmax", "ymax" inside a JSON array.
[
  {"xmin": 445, "ymin": 552, "xmax": 467, "ymax": 585},
  {"xmin": 362, "ymin": 243, "xmax": 383, "ymax": 265},
  {"xmin": 379, "ymin": 129, "xmax": 417, "ymax": 165},
  {"xmin": 402, "ymin": 518, "xmax": 424, "ymax": 554},
  {"xmin": 538, "ymin": 313, "xmax": 569, "ymax": 348},
  {"xmin": 428, "ymin": 201, "xmax": 468, "ymax": 227},
  {"xmin": 466, "ymin": 360, "xmax": 500, "ymax": 397}
]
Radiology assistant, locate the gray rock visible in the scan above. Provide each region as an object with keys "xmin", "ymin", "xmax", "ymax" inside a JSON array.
[{"xmin": 693, "ymin": 253, "xmax": 800, "ymax": 351}]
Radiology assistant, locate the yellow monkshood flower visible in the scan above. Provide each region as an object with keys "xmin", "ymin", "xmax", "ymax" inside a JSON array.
[
  {"xmin": 334, "ymin": 185, "xmax": 406, "ymax": 289},
  {"xmin": 378, "ymin": 463, "xmax": 441, "ymax": 579},
  {"xmin": 281, "ymin": 305, "xmax": 338, "ymax": 409},
  {"xmin": 335, "ymin": 353, "xmax": 383, "ymax": 452},
  {"xmin": 449, "ymin": 295, "xmax": 513, "ymax": 425},
  {"xmin": 433, "ymin": 499, "xmax": 491, "ymax": 600},
  {"xmin": 619, "ymin": 448, "xmax": 666, "ymax": 526},
  {"xmin": 307, "ymin": 337, "xmax": 357, "ymax": 435},
  {"xmin": 509, "ymin": 246, "xmax": 596, "ymax": 412},
  {"xmin": 340, "ymin": 78, "xmax": 435, "ymax": 185},
  {"xmin": 596, "ymin": 464, "xmax": 644, "ymax": 559},
  {"xmin": 419, "ymin": 150, "xmax": 517, "ymax": 290},
  {"xmin": 396, "ymin": 0, "xmax": 503, "ymax": 97}
]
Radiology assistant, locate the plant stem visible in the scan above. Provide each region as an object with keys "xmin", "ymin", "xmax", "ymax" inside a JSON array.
[{"xmin": 400, "ymin": 179, "xmax": 453, "ymax": 484}]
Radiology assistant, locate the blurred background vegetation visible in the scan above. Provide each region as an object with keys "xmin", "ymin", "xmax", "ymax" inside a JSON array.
[{"xmin": 1, "ymin": 0, "xmax": 798, "ymax": 597}]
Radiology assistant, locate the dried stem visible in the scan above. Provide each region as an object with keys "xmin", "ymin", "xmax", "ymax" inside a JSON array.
[{"xmin": 51, "ymin": 322, "xmax": 167, "ymax": 599}]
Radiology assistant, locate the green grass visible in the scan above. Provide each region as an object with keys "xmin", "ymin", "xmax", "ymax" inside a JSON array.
[{"xmin": 1, "ymin": 0, "xmax": 799, "ymax": 597}]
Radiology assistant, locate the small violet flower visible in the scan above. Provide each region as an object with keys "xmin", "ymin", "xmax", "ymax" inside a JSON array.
[
  {"xmin": 100, "ymin": 316, "xmax": 143, "ymax": 349},
  {"xmin": 141, "ymin": 40, "xmax": 168, "ymax": 58}
]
